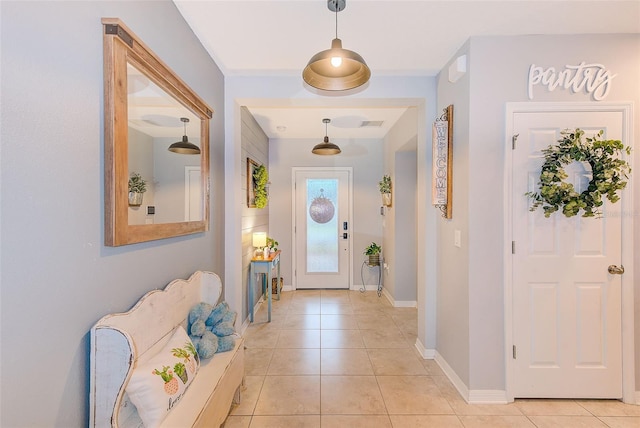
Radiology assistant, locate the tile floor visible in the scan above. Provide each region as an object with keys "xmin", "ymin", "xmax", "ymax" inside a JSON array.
[{"xmin": 223, "ymin": 289, "xmax": 640, "ymax": 428}]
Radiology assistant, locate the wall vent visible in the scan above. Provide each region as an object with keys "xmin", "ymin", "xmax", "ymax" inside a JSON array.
[{"xmin": 360, "ymin": 120, "xmax": 384, "ymax": 128}]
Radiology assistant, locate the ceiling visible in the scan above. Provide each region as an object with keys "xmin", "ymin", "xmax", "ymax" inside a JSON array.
[{"xmin": 173, "ymin": 0, "xmax": 639, "ymax": 140}]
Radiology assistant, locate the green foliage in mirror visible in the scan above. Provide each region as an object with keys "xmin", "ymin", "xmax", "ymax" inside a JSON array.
[{"xmin": 128, "ymin": 172, "xmax": 147, "ymax": 193}]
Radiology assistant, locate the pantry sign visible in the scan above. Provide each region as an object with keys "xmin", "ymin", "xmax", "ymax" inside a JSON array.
[{"xmin": 528, "ymin": 61, "xmax": 616, "ymax": 101}]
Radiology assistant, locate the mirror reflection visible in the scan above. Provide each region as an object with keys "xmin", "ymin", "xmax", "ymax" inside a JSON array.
[
  {"xmin": 126, "ymin": 63, "xmax": 203, "ymax": 225},
  {"xmin": 103, "ymin": 18, "xmax": 212, "ymax": 246}
]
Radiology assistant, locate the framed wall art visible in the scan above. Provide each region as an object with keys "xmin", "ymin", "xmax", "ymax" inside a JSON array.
[
  {"xmin": 246, "ymin": 157, "xmax": 259, "ymax": 208},
  {"xmin": 432, "ymin": 105, "xmax": 453, "ymax": 219}
]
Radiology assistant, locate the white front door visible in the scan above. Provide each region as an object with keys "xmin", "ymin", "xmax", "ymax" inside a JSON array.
[
  {"xmin": 511, "ymin": 109, "xmax": 625, "ymax": 398},
  {"xmin": 293, "ymin": 168, "xmax": 351, "ymax": 289}
]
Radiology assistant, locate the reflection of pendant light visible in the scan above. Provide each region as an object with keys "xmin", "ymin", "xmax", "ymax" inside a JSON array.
[
  {"xmin": 168, "ymin": 117, "xmax": 200, "ymax": 154},
  {"xmin": 312, "ymin": 118, "xmax": 341, "ymax": 155},
  {"xmin": 309, "ymin": 188, "xmax": 335, "ymax": 224},
  {"xmin": 302, "ymin": 0, "xmax": 370, "ymax": 91}
]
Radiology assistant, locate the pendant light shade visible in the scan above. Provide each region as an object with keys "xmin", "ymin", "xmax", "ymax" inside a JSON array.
[
  {"xmin": 303, "ymin": 0, "xmax": 370, "ymax": 91},
  {"xmin": 312, "ymin": 118, "xmax": 341, "ymax": 155},
  {"xmin": 168, "ymin": 117, "xmax": 200, "ymax": 154}
]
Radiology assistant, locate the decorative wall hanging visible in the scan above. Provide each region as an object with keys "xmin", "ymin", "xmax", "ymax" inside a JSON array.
[
  {"xmin": 379, "ymin": 174, "xmax": 392, "ymax": 207},
  {"xmin": 102, "ymin": 18, "xmax": 212, "ymax": 246},
  {"xmin": 309, "ymin": 188, "xmax": 335, "ymax": 224},
  {"xmin": 128, "ymin": 172, "xmax": 147, "ymax": 207},
  {"xmin": 247, "ymin": 158, "xmax": 269, "ymax": 208},
  {"xmin": 526, "ymin": 128, "xmax": 631, "ymax": 218},
  {"xmin": 432, "ymin": 105, "xmax": 453, "ymax": 219},
  {"xmin": 527, "ymin": 61, "xmax": 615, "ymax": 101}
]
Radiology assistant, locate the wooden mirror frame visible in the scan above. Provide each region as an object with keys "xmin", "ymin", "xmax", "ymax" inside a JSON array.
[{"xmin": 102, "ymin": 18, "xmax": 212, "ymax": 246}]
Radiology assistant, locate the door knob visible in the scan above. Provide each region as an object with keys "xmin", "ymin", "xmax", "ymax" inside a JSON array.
[{"xmin": 608, "ymin": 265, "xmax": 625, "ymax": 275}]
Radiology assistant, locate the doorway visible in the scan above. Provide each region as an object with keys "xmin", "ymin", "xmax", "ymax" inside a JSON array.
[
  {"xmin": 292, "ymin": 168, "xmax": 353, "ymax": 289},
  {"xmin": 505, "ymin": 102, "xmax": 634, "ymax": 402}
]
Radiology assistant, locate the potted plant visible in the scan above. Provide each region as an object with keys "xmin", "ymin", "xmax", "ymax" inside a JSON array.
[
  {"xmin": 267, "ymin": 236, "xmax": 282, "ymax": 293},
  {"xmin": 128, "ymin": 172, "xmax": 147, "ymax": 206},
  {"xmin": 364, "ymin": 242, "xmax": 382, "ymax": 266},
  {"xmin": 379, "ymin": 175, "xmax": 392, "ymax": 207},
  {"xmin": 266, "ymin": 236, "xmax": 279, "ymax": 253}
]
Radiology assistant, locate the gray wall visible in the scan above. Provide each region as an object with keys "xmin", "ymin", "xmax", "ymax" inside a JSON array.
[
  {"xmin": 241, "ymin": 107, "xmax": 269, "ymax": 321},
  {"xmin": 394, "ymin": 149, "xmax": 418, "ymax": 303},
  {"xmin": 436, "ymin": 40, "xmax": 472, "ymax": 387},
  {"xmin": 0, "ymin": 1, "xmax": 225, "ymax": 426},
  {"xmin": 436, "ymin": 34, "xmax": 640, "ymax": 392},
  {"xmin": 382, "ymin": 108, "xmax": 419, "ymax": 305}
]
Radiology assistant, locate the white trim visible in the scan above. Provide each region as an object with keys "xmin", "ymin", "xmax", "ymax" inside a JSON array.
[
  {"xmin": 503, "ymin": 101, "xmax": 635, "ymax": 403},
  {"xmin": 468, "ymin": 390, "xmax": 509, "ymax": 404},
  {"xmin": 414, "ymin": 338, "xmax": 435, "ymax": 359},
  {"xmin": 434, "ymin": 351, "xmax": 509, "ymax": 404},
  {"xmin": 435, "ymin": 351, "xmax": 470, "ymax": 402},
  {"xmin": 381, "ymin": 287, "xmax": 417, "ymax": 308},
  {"xmin": 352, "ymin": 284, "xmax": 381, "ymax": 292},
  {"xmin": 291, "ymin": 167, "xmax": 354, "ymax": 291}
]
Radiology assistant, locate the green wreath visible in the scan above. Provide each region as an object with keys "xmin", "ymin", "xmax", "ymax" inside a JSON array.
[{"xmin": 526, "ymin": 128, "xmax": 631, "ymax": 218}]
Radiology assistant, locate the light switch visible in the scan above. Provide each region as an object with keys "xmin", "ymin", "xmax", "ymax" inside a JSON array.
[{"xmin": 454, "ymin": 229, "xmax": 461, "ymax": 248}]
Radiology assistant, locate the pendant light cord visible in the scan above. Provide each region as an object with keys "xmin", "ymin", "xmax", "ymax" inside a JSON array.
[{"xmin": 335, "ymin": 1, "xmax": 338, "ymax": 39}]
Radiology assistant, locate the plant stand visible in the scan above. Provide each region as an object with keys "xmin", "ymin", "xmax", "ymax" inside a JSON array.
[{"xmin": 360, "ymin": 260, "xmax": 383, "ymax": 297}]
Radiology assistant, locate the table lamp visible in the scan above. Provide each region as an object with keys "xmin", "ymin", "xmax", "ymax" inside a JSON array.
[{"xmin": 252, "ymin": 232, "xmax": 267, "ymax": 258}]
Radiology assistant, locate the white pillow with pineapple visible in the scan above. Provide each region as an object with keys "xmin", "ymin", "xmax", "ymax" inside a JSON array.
[{"xmin": 125, "ymin": 326, "xmax": 200, "ymax": 428}]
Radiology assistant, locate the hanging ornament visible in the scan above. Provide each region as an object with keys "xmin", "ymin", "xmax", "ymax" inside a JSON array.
[{"xmin": 309, "ymin": 189, "xmax": 335, "ymax": 224}]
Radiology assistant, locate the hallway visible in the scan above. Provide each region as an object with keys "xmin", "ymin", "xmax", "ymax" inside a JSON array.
[{"xmin": 224, "ymin": 290, "xmax": 640, "ymax": 428}]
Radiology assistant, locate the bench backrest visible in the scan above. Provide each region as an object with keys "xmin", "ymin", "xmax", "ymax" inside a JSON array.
[{"xmin": 89, "ymin": 271, "xmax": 223, "ymax": 427}]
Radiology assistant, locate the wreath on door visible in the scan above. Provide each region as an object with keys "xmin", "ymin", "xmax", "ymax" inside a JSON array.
[{"xmin": 526, "ymin": 129, "xmax": 631, "ymax": 218}]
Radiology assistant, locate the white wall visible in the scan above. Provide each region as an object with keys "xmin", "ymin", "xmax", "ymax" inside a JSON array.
[
  {"xmin": 0, "ymin": 1, "xmax": 226, "ymax": 426},
  {"xmin": 436, "ymin": 34, "xmax": 640, "ymax": 394}
]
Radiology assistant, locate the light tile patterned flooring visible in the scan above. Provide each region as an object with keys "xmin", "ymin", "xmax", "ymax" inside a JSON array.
[{"xmin": 223, "ymin": 289, "xmax": 640, "ymax": 428}]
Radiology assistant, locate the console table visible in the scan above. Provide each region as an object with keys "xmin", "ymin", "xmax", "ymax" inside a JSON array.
[{"xmin": 249, "ymin": 250, "xmax": 281, "ymax": 322}]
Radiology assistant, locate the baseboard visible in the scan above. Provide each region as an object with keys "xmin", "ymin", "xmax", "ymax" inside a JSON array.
[
  {"xmin": 434, "ymin": 351, "xmax": 508, "ymax": 404},
  {"xmin": 414, "ymin": 338, "xmax": 435, "ymax": 359},
  {"xmin": 239, "ymin": 316, "xmax": 250, "ymax": 335},
  {"xmin": 239, "ymin": 295, "xmax": 266, "ymax": 335},
  {"xmin": 351, "ymin": 284, "xmax": 380, "ymax": 292},
  {"xmin": 635, "ymin": 391, "xmax": 640, "ymax": 405},
  {"xmin": 434, "ymin": 351, "xmax": 470, "ymax": 402},
  {"xmin": 468, "ymin": 390, "xmax": 509, "ymax": 404},
  {"xmin": 381, "ymin": 287, "xmax": 417, "ymax": 308}
]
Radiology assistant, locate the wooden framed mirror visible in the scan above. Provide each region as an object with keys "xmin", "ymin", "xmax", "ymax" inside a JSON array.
[{"xmin": 102, "ymin": 18, "xmax": 212, "ymax": 246}]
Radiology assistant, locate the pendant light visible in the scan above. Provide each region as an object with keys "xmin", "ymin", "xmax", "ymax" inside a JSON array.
[
  {"xmin": 312, "ymin": 118, "xmax": 341, "ymax": 155},
  {"xmin": 302, "ymin": 0, "xmax": 370, "ymax": 91},
  {"xmin": 168, "ymin": 117, "xmax": 200, "ymax": 154}
]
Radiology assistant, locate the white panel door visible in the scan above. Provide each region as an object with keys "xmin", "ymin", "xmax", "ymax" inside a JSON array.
[
  {"xmin": 512, "ymin": 111, "xmax": 624, "ymax": 398},
  {"xmin": 294, "ymin": 169, "xmax": 351, "ymax": 289}
]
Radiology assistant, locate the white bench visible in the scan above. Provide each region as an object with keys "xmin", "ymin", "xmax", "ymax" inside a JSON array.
[{"xmin": 90, "ymin": 271, "xmax": 245, "ymax": 427}]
